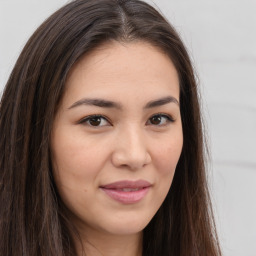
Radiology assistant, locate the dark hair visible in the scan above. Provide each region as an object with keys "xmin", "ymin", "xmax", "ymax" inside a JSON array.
[{"xmin": 0, "ymin": 0, "xmax": 221, "ymax": 255}]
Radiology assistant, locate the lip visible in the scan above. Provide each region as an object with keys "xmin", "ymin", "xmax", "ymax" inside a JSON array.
[{"xmin": 100, "ymin": 180, "xmax": 152, "ymax": 204}]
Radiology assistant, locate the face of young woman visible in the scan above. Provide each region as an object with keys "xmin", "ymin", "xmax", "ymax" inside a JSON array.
[{"xmin": 51, "ymin": 41, "xmax": 183, "ymax": 237}]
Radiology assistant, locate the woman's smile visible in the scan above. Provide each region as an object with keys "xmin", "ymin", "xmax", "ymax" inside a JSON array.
[{"xmin": 99, "ymin": 179, "xmax": 152, "ymax": 204}]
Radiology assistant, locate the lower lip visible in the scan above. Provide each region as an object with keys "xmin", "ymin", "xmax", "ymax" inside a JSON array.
[{"xmin": 100, "ymin": 187, "xmax": 150, "ymax": 204}]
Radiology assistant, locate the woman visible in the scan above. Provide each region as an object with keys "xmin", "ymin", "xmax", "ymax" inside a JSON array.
[{"xmin": 0, "ymin": 0, "xmax": 222, "ymax": 255}]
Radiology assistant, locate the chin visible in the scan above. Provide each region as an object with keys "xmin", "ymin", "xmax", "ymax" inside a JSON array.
[
  {"xmin": 101, "ymin": 214, "xmax": 152, "ymax": 236},
  {"xmin": 105, "ymin": 225, "xmax": 144, "ymax": 236}
]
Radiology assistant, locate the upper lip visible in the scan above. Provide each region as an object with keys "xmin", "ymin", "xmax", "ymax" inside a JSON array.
[{"xmin": 100, "ymin": 180, "xmax": 152, "ymax": 189}]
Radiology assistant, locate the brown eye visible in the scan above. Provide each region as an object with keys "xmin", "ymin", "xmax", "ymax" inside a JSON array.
[
  {"xmin": 150, "ymin": 115, "xmax": 162, "ymax": 125},
  {"xmin": 88, "ymin": 117, "xmax": 102, "ymax": 126},
  {"xmin": 147, "ymin": 114, "xmax": 174, "ymax": 126},
  {"xmin": 79, "ymin": 115, "xmax": 110, "ymax": 127}
]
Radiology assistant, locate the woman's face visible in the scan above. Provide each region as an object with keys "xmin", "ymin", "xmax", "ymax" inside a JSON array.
[{"xmin": 51, "ymin": 41, "xmax": 183, "ymax": 236}]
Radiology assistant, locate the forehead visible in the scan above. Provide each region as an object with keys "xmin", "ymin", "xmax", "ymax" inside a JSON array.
[{"xmin": 63, "ymin": 41, "xmax": 180, "ymax": 106}]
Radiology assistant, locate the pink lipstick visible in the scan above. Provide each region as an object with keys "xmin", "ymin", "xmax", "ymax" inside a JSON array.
[{"xmin": 100, "ymin": 180, "xmax": 151, "ymax": 204}]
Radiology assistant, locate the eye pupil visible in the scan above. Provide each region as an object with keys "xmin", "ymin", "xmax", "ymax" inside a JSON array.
[
  {"xmin": 150, "ymin": 115, "xmax": 161, "ymax": 125},
  {"xmin": 89, "ymin": 117, "xmax": 101, "ymax": 126}
]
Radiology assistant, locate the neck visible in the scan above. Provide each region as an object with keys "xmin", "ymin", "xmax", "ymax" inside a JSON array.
[{"xmin": 74, "ymin": 227, "xmax": 143, "ymax": 256}]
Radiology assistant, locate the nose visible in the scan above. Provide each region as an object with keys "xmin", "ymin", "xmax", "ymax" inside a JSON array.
[{"xmin": 111, "ymin": 126, "xmax": 152, "ymax": 170}]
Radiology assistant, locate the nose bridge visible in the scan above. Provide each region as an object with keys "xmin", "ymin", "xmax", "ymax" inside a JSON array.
[
  {"xmin": 125, "ymin": 124, "xmax": 145, "ymax": 153},
  {"xmin": 112, "ymin": 123, "xmax": 151, "ymax": 169}
]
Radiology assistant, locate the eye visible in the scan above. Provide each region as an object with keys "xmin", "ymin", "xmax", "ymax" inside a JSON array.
[
  {"xmin": 79, "ymin": 115, "xmax": 111, "ymax": 127},
  {"xmin": 147, "ymin": 114, "xmax": 174, "ymax": 126}
]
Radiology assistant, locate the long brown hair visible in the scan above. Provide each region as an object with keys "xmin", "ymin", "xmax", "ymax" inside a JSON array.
[{"xmin": 0, "ymin": 0, "xmax": 221, "ymax": 255}]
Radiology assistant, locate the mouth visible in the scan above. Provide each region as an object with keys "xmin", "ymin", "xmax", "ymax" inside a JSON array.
[{"xmin": 99, "ymin": 180, "xmax": 152, "ymax": 204}]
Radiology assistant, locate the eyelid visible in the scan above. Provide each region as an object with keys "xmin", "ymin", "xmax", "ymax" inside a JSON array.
[
  {"xmin": 146, "ymin": 113, "xmax": 175, "ymax": 125},
  {"xmin": 78, "ymin": 114, "xmax": 112, "ymax": 126}
]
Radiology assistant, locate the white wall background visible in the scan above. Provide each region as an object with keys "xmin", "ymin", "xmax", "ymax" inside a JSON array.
[{"xmin": 0, "ymin": 0, "xmax": 255, "ymax": 255}]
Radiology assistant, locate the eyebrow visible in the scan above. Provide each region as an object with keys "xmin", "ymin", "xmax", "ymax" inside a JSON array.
[
  {"xmin": 68, "ymin": 98, "xmax": 122, "ymax": 110},
  {"xmin": 144, "ymin": 96, "xmax": 179, "ymax": 109},
  {"xmin": 68, "ymin": 96, "xmax": 179, "ymax": 110}
]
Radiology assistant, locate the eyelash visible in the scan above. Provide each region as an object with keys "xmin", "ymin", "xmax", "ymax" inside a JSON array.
[
  {"xmin": 78, "ymin": 114, "xmax": 111, "ymax": 127},
  {"xmin": 147, "ymin": 113, "xmax": 175, "ymax": 126},
  {"xmin": 78, "ymin": 113, "xmax": 175, "ymax": 127}
]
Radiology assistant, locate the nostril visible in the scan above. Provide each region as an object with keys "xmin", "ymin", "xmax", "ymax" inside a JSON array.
[{"xmin": 111, "ymin": 150, "xmax": 152, "ymax": 170}]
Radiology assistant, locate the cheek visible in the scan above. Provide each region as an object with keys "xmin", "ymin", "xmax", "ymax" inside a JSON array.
[
  {"xmin": 148, "ymin": 135, "xmax": 183, "ymax": 215},
  {"xmin": 153, "ymin": 134, "xmax": 183, "ymax": 176},
  {"xmin": 50, "ymin": 134, "xmax": 102, "ymax": 215},
  {"xmin": 51, "ymin": 131, "xmax": 105, "ymax": 179}
]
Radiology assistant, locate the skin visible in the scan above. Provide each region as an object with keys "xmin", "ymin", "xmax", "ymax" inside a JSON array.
[{"xmin": 51, "ymin": 41, "xmax": 183, "ymax": 256}]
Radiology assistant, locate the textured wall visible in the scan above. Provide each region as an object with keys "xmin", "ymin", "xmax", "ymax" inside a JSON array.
[{"xmin": 1, "ymin": 1, "xmax": 256, "ymax": 255}]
